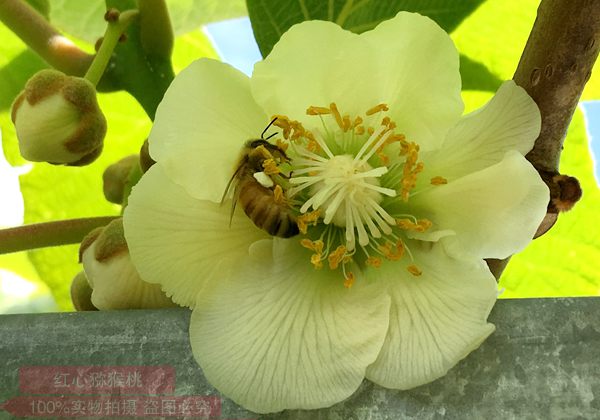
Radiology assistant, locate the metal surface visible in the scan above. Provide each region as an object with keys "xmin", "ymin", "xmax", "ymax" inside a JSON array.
[{"xmin": 1, "ymin": 297, "xmax": 599, "ymax": 419}]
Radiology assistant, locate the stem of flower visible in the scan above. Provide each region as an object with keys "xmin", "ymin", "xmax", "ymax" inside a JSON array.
[
  {"xmin": 84, "ymin": 9, "xmax": 140, "ymax": 87},
  {"xmin": 0, "ymin": 217, "xmax": 118, "ymax": 255},
  {"xmin": 514, "ymin": 0, "xmax": 600, "ymax": 172},
  {"xmin": 137, "ymin": 0, "xmax": 174, "ymax": 60},
  {"xmin": 488, "ymin": 0, "xmax": 600, "ymax": 280},
  {"xmin": 0, "ymin": 0, "xmax": 94, "ymax": 76}
]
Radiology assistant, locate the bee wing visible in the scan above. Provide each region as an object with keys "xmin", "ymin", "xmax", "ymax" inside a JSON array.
[
  {"xmin": 220, "ymin": 163, "xmax": 244, "ymax": 205},
  {"xmin": 221, "ymin": 162, "xmax": 246, "ymax": 227},
  {"xmin": 228, "ymin": 183, "xmax": 241, "ymax": 228}
]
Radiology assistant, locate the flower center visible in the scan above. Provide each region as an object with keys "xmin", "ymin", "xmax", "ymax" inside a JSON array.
[
  {"xmin": 260, "ymin": 102, "xmax": 447, "ymax": 287},
  {"xmin": 296, "ymin": 154, "xmax": 396, "ymax": 251}
]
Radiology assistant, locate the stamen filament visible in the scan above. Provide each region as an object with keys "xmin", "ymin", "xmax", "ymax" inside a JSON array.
[
  {"xmin": 359, "ymin": 129, "xmax": 394, "ymax": 164},
  {"xmin": 354, "ymin": 126, "xmax": 386, "ymax": 162}
]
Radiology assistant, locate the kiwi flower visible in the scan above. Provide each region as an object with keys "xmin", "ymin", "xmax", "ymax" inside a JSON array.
[{"xmin": 123, "ymin": 12, "xmax": 549, "ymax": 414}]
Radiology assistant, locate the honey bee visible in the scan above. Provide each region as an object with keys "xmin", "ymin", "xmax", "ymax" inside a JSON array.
[{"xmin": 222, "ymin": 119, "xmax": 299, "ymax": 238}]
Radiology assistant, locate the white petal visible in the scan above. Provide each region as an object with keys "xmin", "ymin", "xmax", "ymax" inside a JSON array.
[
  {"xmin": 190, "ymin": 239, "xmax": 390, "ymax": 413},
  {"xmin": 123, "ymin": 164, "xmax": 268, "ymax": 308},
  {"xmin": 252, "ymin": 20, "xmax": 361, "ymax": 133},
  {"xmin": 411, "ymin": 151, "xmax": 549, "ymax": 259},
  {"xmin": 252, "ymin": 12, "xmax": 462, "ymax": 148},
  {"xmin": 424, "ymin": 81, "xmax": 540, "ymax": 182},
  {"xmin": 366, "ymin": 241, "xmax": 497, "ymax": 389},
  {"xmin": 150, "ymin": 58, "xmax": 268, "ymax": 202},
  {"xmin": 359, "ymin": 12, "xmax": 463, "ymax": 149}
]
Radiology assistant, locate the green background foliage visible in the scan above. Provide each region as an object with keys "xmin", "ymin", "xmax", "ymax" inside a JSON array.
[{"xmin": 0, "ymin": 0, "xmax": 598, "ymax": 310}]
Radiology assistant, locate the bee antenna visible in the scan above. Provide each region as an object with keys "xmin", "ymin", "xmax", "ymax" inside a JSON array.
[
  {"xmin": 261, "ymin": 117, "xmax": 278, "ymax": 140},
  {"xmin": 264, "ymin": 131, "xmax": 278, "ymax": 140}
]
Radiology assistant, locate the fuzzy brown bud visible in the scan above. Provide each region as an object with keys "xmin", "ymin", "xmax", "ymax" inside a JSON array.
[
  {"xmin": 139, "ymin": 138, "xmax": 155, "ymax": 173},
  {"xmin": 11, "ymin": 69, "xmax": 106, "ymax": 166},
  {"xmin": 79, "ymin": 219, "xmax": 177, "ymax": 310},
  {"xmin": 70, "ymin": 271, "xmax": 98, "ymax": 311},
  {"xmin": 102, "ymin": 155, "xmax": 139, "ymax": 204}
]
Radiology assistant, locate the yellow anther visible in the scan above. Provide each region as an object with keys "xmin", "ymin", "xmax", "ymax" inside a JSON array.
[
  {"xmin": 342, "ymin": 115, "xmax": 351, "ymax": 132},
  {"xmin": 366, "ymin": 103, "xmax": 389, "ymax": 116},
  {"xmin": 355, "ymin": 125, "xmax": 365, "ymax": 135},
  {"xmin": 367, "ymin": 126, "xmax": 375, "ymax": 135},
  {"xmin": 301, "ymin": 239, "xmax": 324, "ymax": 254},
  {"xmin": 343, "ymin": 272, "xmax": 355, "ymax": 288},
  {"xmin": 272, "ymin": 115, "xmax": 307, "ymax": 142},
  {"xmin": 353, "ymin": 116, "xmax": 363, "ymax": 128},
  {"xmin": 307, "ymin": 139, "xmax": 320, "ymax": 152},
  {"xmin": 377, "ymin": 150, "xmax": 390, "ymax": 166},
  {"xmin": 407, "ymin": 264, "xmax": 422, "ymax": 276},
  {"xmin": 396, "ymin": 218, "xmax": 431, "ymax": 232},
  {"xmin": 306, "ymin": 106, "xmax": 332, "ymax": 115},
  {"xmin": 396, "ymin": 219, "xmax": 417, "ymax": 230},
  {"xmin": 431, "ymin": 176, "xmax": 448, "ymax": 185},
  {"xmin": 273, "ymin": 185, "xmax": 285, "ymax": 204},
  {"xmin": 272, "ymin": 115, "xmax": 292, "ymax": 139},
  {"xmin": 391, "ymin": 241, "xmax": 405, "ymax": 260},
  {"xmin": 392, "ymin": 133, "xmax": 406, "ymax": 141},
  {"xmin": 329, "ymin": 103, "xmax": 345, "ymax": 131},
  {"xmin": 416, "ymin": 219, "xmax": 432, "ymax": 232},
  {"xmin": 378, "ymin": 242, "xmax": 392, "ymax": 256},
  {"xmin": 262, "ymin": 158, "xmax": 280, "ymax": 175},
  {"xmin": 297, "ymin": 210, "xmax": 321, "ymax": 234},
  {"xmin": 302, "ymin": 131, "xmax": 320, "ymax": 152},
  {"xmin": 378, "ymin": 241, "xmax": 404, "ymax": 261},
  {"xmin": 366, "ymin": 256, "xmax": 382, "ymax": 268},
  {"xmin": 300, "ymin": 238, "xmax": 314, "ymax": 250},
  {"xmin": 313, "ymin": 240, "xmax": 324, "ymax": 254},
  {"xmin": 328, "ymin": 245, "xmax": 347, "ymax": 269},
  {"xmin": 311, "ymin": 253, "xmax": 323, "ymax": 269},
  {"xmin": 276, "ymin": 138, "xmax": 289, "ymax": 152},
  {"xmin": 381, "ymin": 116, "xmax": 391, "ymax": 127}
]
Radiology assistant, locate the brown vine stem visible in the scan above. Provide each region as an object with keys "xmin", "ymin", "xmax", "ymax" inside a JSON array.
[
  {"xmin": 0, "ymin": 0, "xmax": 94, "ymax": 75},
  {"xmin": 0, "ymin": 217, "xmax": 118, "ymax": 255},
  {"xmin": 487, "ymin": 0, "xmax": 600, "ymax": 279}
]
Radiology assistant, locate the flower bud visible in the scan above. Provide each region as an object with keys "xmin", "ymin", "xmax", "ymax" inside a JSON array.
[
  {"xmin": 11, "ymin": 69, "xmax": 106, "ymax": 166},
  {"xmin": 139, "ymin": 138, "xmax": 155, "ymax": 173},
  {"xmin": 79, "ymin": 218, "xmax": 177, "ymax": 310},
  {"xmin": 102, "ymin": 155, "xmax": 139, "ymax": 204},
  {"xmin": 70, "ymin": 271, "xmax": 98, "ymax": 311}
]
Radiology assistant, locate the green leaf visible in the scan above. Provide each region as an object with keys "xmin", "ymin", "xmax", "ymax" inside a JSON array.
[
  {"xmin": 168, "ymin": 0, "xmax": 246, "ymax": 35},
  {"xmin": 246, "ymin": 0, "xmax": 485, "ymax": 57},
  {"xmin": 582, "ymin": 61, "xmax": 600, "ymax": 101},
  {"xmin": 171, "ymin": 29, "xmax": 219, "ymax": 73},
  {"xmin": 459, "ymin": 54, "xmax": 502, "ymax": 92},
  {"xmin": 500, "ymin": 110, "xmax": 600, "ymax": 297},
  {"xmin": 0, "ymin": 51, "xmax": 47, "ymax": 112},
  {"xmin": 48, "ymin": 0, "xmax": 246, "ymax": 43},
  {"xmin": 452, "ymin": 0, "xmax": 600, "ymax": 100},
  {"xmin": 451, "ymin": 0, "xmax": 538, "ymax": 82},
  {"xmin": 25, "ymin": 0, "xmax": 50, "ymax": 18},
  {"xmin": 48, "ymin": 0, "xmax": 106, "ymax": 43}
]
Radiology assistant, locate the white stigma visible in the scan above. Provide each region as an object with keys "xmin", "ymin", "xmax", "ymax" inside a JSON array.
[{"xmin": 291, "ymin": 153, "xmax": 396, "ymax": 251}]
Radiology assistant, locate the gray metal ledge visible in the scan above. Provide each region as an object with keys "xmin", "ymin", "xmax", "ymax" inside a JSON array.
[{"xmin": 1, "ymin": 298, "xmax": 599, "ymax": 419}]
